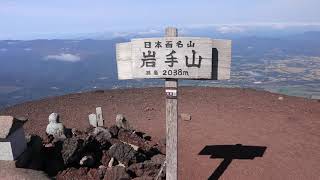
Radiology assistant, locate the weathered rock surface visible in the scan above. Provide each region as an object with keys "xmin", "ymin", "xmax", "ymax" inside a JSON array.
[
  {"xmin": 61, "ymin": 137, "xmax": 84, "ymax": 166},
  {"xmin": 92, "ymin": 127, "xmax": 112, "ymax": 149},
  {"xmin": 151, "ymin": 154, "xmax": 165, "ymax": 165},
  {"xmin": 109, "ymin": 138, "xmax": 122, "ymax": 145},
  {"xmin": 127, "ymin": 160, "xmax": 164, "ymax": 178},
  {"xmin": 109, "ymin": 125, "xmax": 119, "ymax": 138},
  {"xmin": 103, "ymin": 166, "xmax": 131, "ymax": 180},
  {"xmin": 108, "ymin": 142, "xmax": 136, "ymax": 166},
  {"xmin": 118, "ymin": 129, "xmax": 147, "ymax": 150},
  {"xmin": 108, "ymin": 142, "xmax": 145, "ymax": 166},
  {"xmin": 101, "ymin": 150, "xmax": 112, "ymax": 167},
  {"xmin": 71, "ymin": 128, "xmax": 83, "ymax": 138}
]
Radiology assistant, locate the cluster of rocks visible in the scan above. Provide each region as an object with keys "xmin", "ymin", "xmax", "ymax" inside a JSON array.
[{"xmin": 16, "ymin": 113, "xmax": 166, "ymax": 180}]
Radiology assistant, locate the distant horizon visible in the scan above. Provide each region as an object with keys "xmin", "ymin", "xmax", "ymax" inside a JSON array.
[
  {"xmin": 1, "ymin": 22, "xmax": 320, "ymax": 40},
  {"xmin": 1, "ymin": 0, "xmax": 320, "ymax": 39}
]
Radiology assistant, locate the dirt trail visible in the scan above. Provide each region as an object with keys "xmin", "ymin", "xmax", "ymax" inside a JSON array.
[{"xmin": 1, "ymin": 87, "xmax": 320, "ymax": 180}]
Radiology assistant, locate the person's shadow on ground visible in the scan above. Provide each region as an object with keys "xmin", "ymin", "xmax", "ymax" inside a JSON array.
[{"xmin": 199, "ymin": 144, "xmax": 267, "ymax": 180}]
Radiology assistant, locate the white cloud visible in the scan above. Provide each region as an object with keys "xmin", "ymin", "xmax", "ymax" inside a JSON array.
[
  {"xmin": 98, "ymin": 77, "xmax": 109, "ymax": 80},
  {"xmin": 44, "ymin": 53, "xmax": 81, "ymax": 62},
  {"xmin": 137, "ymin": 29, "xmax": 160, "ymax": 35},
  {"xmin": 113, "ymin": 29, "xmax": 160, "ymax": 38},
  {"xmin": 24, "ymin": 48, "xmax": 32, "ymax": 51},
  {"xmin": 216, "ymin": 26, "xmax": 246, "ymax": 34},
  {"xmin": 0, "ymin": 48, "xmax": 8, "ymax": 52},
  {"xmin": 51, "ymin": 86, "xmax": 59, "ymax": 90},
  {"xmin": 186, "ymin": 22, "xmax": 320, "ymax": 31},
  {"xmin": 7, "ymin": 41, "xmax": 17, "ymax": 45},
  {"xmin": 112, "ymin": 32, "xmax": 132, "ymax": 38}
]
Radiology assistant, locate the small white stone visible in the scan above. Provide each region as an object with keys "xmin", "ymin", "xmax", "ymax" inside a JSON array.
[
  {"xmin": 180, "ymin": 113, "xmax": 191, "ymax": 121},
  {"xmin": 88, "ymin": 114, "xmax": 97, "ymax": 127},
  {"xmin": 96, "ymin": 107, "xmax": 104, "ymax": 127},
  {"xmin": 80, "ymin": 155, "xmax": 95, "ymax": 167},
  {"xmin": 117, "ymin": 162, "xmax": 125, "ymax": 167},
  {"xmin": 108, "ymin": 157, "xmax": 115, "ymax": 168}
]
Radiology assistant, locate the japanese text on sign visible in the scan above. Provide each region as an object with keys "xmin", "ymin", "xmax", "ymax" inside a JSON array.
[{"xmin": 131, "ymin": 37, "xmax": 213, "ymax": 79}]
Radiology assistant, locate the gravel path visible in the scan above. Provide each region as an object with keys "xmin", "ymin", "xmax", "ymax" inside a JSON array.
[{"xmin": 1, "ymin": 87, "xmax": 320, "ymax": 180}]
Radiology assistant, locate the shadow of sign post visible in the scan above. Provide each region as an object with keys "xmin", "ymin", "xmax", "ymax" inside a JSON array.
[{"xmin": 199, "ymin": 144, "xmax": 267, "ymax": 180}]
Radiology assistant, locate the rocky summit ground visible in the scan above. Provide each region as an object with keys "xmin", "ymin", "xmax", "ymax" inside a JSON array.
[{"xmin": 0, "ymin": 87, "xmax": 320, "ymax": 180}]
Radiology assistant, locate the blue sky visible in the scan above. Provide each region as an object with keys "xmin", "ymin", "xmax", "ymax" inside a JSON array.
[{"xmin": 0, "ymin": 0, "xmax": 319, "ymax": 39}]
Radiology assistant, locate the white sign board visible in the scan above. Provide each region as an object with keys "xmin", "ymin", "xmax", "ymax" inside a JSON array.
[{"xmin": 116, "ymin": 37, "xmax": 231, "ymax": 80}]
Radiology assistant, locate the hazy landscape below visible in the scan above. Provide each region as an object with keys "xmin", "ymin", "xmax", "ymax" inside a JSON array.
[{"xmin": 0, "ymin": 30, "xmax": 320, "ymax": 109}]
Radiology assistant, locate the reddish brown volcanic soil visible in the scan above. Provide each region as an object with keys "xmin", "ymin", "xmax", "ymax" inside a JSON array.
[{"xmin": 1, "ymin": 87, "xmax": 320, "ymax": 180}]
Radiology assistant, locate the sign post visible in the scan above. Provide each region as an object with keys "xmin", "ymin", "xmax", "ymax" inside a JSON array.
[
  {"xmin": 164, "ymin": 27, "xmax": 178, "ymax": 180},
  {"xmin": 116, "ymin": 27, "xmax": 232, "ymax": 180}
]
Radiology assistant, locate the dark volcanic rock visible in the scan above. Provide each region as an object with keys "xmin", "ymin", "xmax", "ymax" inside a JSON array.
[
  {"xmin": 103, "ymin": 166, "xmax": 131, "ymax": 180},
  {"xmin": 108, "ymin": 142, "xmax": 144, "ymax": 166},
  {"xmin": 43, "ymin": 142, "xmax": 65, "ymax": 176},
  {"xmin": 61, "ymin": 137, "xmax": 84, "ymax": 166},
  {"xmin": 71, "ymin": 128, "xmax": 83, "ymax": 137},
  {"xmin": 83, "ymin": 135, "xmax": 104, "ymax": 159},
  {"xmin": 108, "ymin": 143, "xmax": 136, "ymax": 166},
  {"xmin": 85, "ymin": 126, "xmax": 95, "ymax": 134},
  {"xmin": 127, "ymin": 160, "xmax": 163, "ymax": 178},
  {"xmin": 150, "ymin": 154, "xmax": 165, "ymax": 165},
  {"xmin": 64, "ymin": 128, "xmax": 73, "ymax": 138},
  {"xmin": 154, "ymin": 139, "xmax": 166, "ymax": 155},
  {"xmin": 142, "ymin": 144, "xmax": 162, "ymax": 159},
  {"xmin": 109, "ymin": 125, "xmax": 119, "ymax": 138},
  {"xmin": 118, "ymin": 129, "xmax": 146, "ymax": 150},
  {"xmin": 12, "ymin": 111, "xmax": 165, "ymax": 179},
  {"xmin": 109, "ymin": 138, "xmax": 122, "ymax": 145},
  {"xmin": 101, "ymin": 150, "xmax": 112, "ymax": 167},
  {"xmin": 43, "ymin": 134, "xmax": 54, "ymax": 144},
  {"xmin": 92, "ymin": 127, "xmax": 112, "ymax": 149}
]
